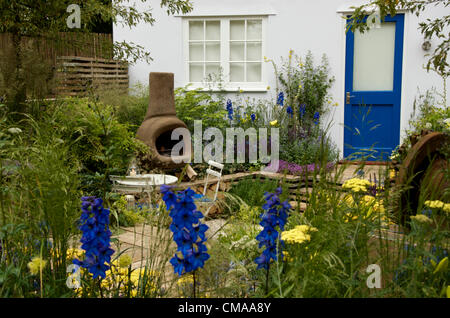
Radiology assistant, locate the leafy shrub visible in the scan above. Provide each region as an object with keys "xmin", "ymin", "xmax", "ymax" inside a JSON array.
[
  {"xmin": 0, "ymin": 112, "xmax": 82, "ymax": 297},
  {"xmin": 43, "ymin": 97, "xmax": 147, "ymax": 196},
  {"xmin": 228, "ymin": 176, "xmax": 289, "ymax": 207},
  {"xmin": 174, "ymin": 86, "xmax": 228, "ymax": 133},
  {"xmin": 409, "ymin": 89, "xmax": 450, "ymax": 134},
  {"xmin": 271, "ymin": 50, "xmax": 335, "ymax": 128},
  {"xmin": 97, "ymin": 84, "xmax": 149, "ymax": 134},
  {"xmin": 391, "ymin": 88, "xmax": 449, "ymax": 162},
  {"xmin": 110, "ymin": 196, "xmax": 147, "ymax": 227},
  {"xmin": 280, "ymin": 133, "xmax": 339, "ymax": 166}
]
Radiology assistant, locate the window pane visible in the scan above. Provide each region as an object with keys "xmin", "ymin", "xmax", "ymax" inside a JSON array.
[
  {"xmin": 206, "ymin": 63, "xmax": 220, "ymax": 78},
  {"xmin": 206, "ymin": 21, "xmax": 220, "ymax": 40},
  {"xmin": 353, "ymin": 22, "xmax": 396, "ymax": 91},
  {"xmin": 189, "ymin": 42, "xmax": 204, "ymax": 61},
  {"xmin": 189, "ymin": 63, "xmax": 204, "ymax": 82},
  {"xmin": 247, "ymin": 42, "xmax": 262, "ymax": 61},
  {"xmin": 230, "ymin": 63, "xmax": 245, "ymax": 82},
  {"xmin": 230, "ymin": 20, "xmax": 245, "ymax": 40},
  {"xmin": 247, "ymin": 20, "xmax": 262, "ymax": 40},
  {"xmin": 189, "ymin": 21, "xmax": 204, "ymax": 41},
  {"xmin": 247, "ymin": 63, "xmax": 261, "ymax": 82},
  {"xmin": 205, "ymin": 42, "xmax": 220, "ymax": 61},
  {"xmin": 230, "ymin": 42, "xmax": 245, "ymax": 61}
]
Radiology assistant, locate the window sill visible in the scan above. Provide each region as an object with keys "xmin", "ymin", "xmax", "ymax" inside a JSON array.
[{"xmin": 183, "ymin": 83, "xmax": 269, "ymax": 93}]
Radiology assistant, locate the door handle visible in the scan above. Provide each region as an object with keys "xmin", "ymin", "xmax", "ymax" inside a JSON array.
[{"xmin": 346, "ymin": 92, "xmax": 355, "ymax": 104}]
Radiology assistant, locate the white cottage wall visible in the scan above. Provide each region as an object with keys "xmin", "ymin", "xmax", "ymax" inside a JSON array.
[{"xmin": 113, "ymin": 0, "xmax": 449, "ymax": 158}]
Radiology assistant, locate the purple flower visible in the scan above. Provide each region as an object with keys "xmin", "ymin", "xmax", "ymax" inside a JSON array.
[{"xmin": 266, "ymin": 160, "xmax": 334, "ymax": 176}]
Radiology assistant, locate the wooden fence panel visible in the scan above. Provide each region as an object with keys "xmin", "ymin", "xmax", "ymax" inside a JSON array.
[
  {"xmin": 55, "ymin": 56, "xmax": 129, "ymax": 96},
  {"xmin": 0, "ymin": 32, "xmax": 113, "ymax": 62},
  {"xmin": 0, "ymin": 33, "xmax": 128, "ymax": 97}
]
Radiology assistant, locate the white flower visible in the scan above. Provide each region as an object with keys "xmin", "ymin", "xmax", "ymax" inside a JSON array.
[
  {"xmin": 425, "ymin": 122, "xmax": 432, "ymax": 129},
  {"xmin": 7, "ymin": 127, "xmax": 22, "ymax": 134}
]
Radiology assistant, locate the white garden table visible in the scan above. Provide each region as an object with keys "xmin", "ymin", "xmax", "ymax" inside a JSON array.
[{"xmin": 110, "ymin": 174, "xmax": 178, "ymax": 195}]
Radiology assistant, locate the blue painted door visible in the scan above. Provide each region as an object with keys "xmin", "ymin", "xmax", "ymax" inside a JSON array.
[{"xmin": 344, "ymin": 14, "xmax": 404, "ymax": 161}]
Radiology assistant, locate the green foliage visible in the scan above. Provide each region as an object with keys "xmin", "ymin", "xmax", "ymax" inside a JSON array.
[
  {"xmin": 392, "ymin": 88, "xmax": 450, "ymax": 163},
  {"xmin": 0, "ymin": 41, "xmax": 55, "ymax": 110},
  {"xmin": 198, "ymin": 204, "xmax": 262, "ymax": 297},
  {"xmin": 409, "ymin": 89, "xmax": 450, "ymax": 134},
  {"xmin": 174, "ymin": 86, "xmax": 228, "ymax": 133},
  {"xmin": 0, "ymin": 0, "xmax": 193, "ymax": 113},
  {"xmin": 280, "ymin": 131, "xmax": 339, "ymax": 166},
  {"xmin": 0, "ymin": 110, "xmax": 82, "ymax": 297},
  {"xmin": 228, "ymin": 176, "xmax": 289, "ymax": 207},
  {"xmin": 110, "ymin": 196, "xmax": 147, "ymax": 227},
  {"xmin": 275, "ymin": 50, "xmax": 335, "ymax": 125},
  {"xmin": 0, "ymin": 0, "xmax": 193, "ymax": 64},
  {"xmin": 42, "ymin": 97, "xmax": 147, "ymax": 196},
  {"xmin": 97, "ymin": 84, "xmax": 149, "ymax": 134}
]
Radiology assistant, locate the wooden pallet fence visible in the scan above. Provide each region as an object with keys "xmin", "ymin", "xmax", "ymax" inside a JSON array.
[
  {"xmin": 0, "ymin": 32, "xmax": 113, "ymax": 63},
  {"xmin": 56, "ymin": 56, "xmax": 128, "ymax": 96}
]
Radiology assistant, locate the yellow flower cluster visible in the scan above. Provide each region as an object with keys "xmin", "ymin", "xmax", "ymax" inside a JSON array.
[
  {"xmin": 362, "ymin": 195, "xmax": 386, "ymax": 214},
  {"xmin": 341, "ymin": 194, "xmax": 390, "ymax": 225},
  {"xmin": 410, "ymin": 214, "xmax": 433, "ymax": 224},
  {"xmin": 281, "ymin": 225, "xmax": 318, "ymax": 245},
  {"xmin": 342, "ymin": 178, "xmax": 374, "ymax": 193},
  {"xmin": 71, "ymin": 253, "xmax": 158, "ymax": 298},
  {"xmin": 177, "ymin": 274, "xmax": 194, "ymax": 286},
  {"xmin": 50, "ymin": 247, "xmax": 84, "ymax": 260},
  {"xmin": 389, "ymin": 169, "xmax": 396, "ymax": 179},
  {"xmin": 424, "ymin": 200, "xmax": 450, "ymax": 213},
  {"xmin": 282, "ymin": 251, "xmax": 294, "ymax": 262},
  {"xmin": 270, "ymin": 120, "xmax": 278, "ymax": 126},
  {"xmin": 27, "ymin": 257, "xmax": 47, "ymax": 275},
  {"xmin": 282, "ymin": 250, "xmax": 317, "ymax": 262},
  {"xmin": 67, "ymin": 248, "xmax": 84, "ymax": 259},
  {"xmin": 99, "ymin": 263, "xmax": 158, "ymax": 297}
]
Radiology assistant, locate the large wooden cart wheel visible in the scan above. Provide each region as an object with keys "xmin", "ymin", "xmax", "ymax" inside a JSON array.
[{"xmin": 396, "ymin": 131, "xmax": 449, "ymax": 225}]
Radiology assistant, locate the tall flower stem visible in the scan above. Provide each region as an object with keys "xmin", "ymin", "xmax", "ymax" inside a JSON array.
[
  {"xmin": 193, "ymin": 270, "xmax": 197, "ymax": 298},
  {"xmin": 98, "ymin": 279, "xmax": 104, "ymax": 298},
  {"xmin": 39, "ymin": 240, "xmax": 44, "ymax": 298}
]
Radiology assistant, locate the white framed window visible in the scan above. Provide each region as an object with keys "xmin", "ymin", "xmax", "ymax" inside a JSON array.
[{"xmin": 183, "ymin": 16, "xmax": 267, "ymax": 91}]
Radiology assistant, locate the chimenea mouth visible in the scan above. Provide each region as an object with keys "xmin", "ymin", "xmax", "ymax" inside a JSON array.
[{"xmin": 155, "ymin": 128, "xmax": 186, "ymax": 157}]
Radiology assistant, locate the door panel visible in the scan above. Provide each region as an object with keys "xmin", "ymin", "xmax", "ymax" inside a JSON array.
[{"xmin": 344, "ymin": 15, "xmax": 404, "ymax": 161}]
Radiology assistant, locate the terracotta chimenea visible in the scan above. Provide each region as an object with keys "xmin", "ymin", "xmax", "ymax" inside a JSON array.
[{"xmin": 136, "ymin": 72, "xmax": 191, "ymax": 169}]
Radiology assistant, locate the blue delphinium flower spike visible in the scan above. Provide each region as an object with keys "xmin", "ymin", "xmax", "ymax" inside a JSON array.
[
  {"xmin": 226, "ymin": 99, "xmax": 233, "ymax": 121},
  {"xmin": 286, "ymin": 106, "xmax": 293, "ymax": 118},
  {"xmin": 313, "ymin": 111, "xmax": 320, "ymax": 125},
  {"xmin": 277, "ymin": 92, "xmax": 284, "ymax": 106},
  {"xmin": 254, "ymin": 187, "xmax": 291, "ymax": 270},
  {"xmin": 73, "ymin": 196, "xmax": 114, "ymax": 280},
  {"xmin": 162, "ymin": 187, "xmax": 210, "ymax": 276}
]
